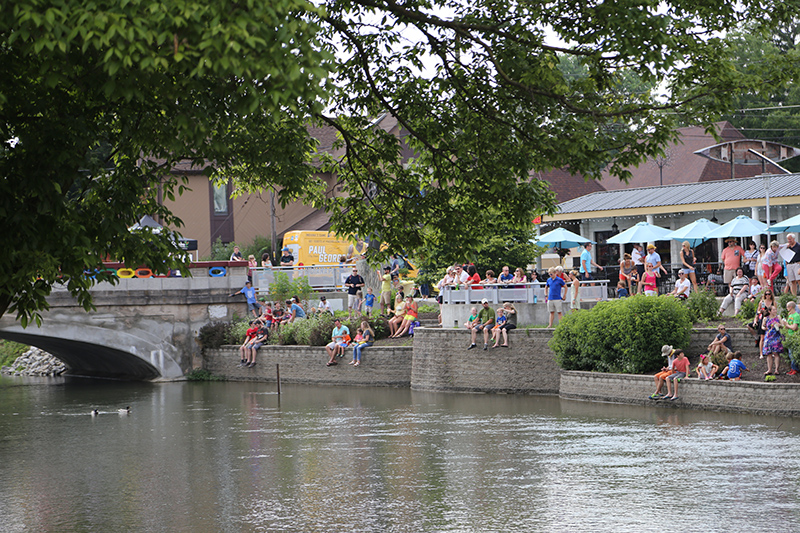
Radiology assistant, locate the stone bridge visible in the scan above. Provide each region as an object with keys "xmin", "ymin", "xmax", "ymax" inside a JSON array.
[{"xmin": 0, "ymin": 264, "xmax": 251, "ymax": 380}]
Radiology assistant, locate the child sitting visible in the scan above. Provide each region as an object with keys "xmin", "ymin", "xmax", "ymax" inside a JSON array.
[
  {"xmin": 696, "ymin": 354, "xmax": 719, "ymax": 380},
  {"xmin": 350, "ymin": 328, "xmax": 364, "ymax": 347},
  {"xmin": 464, "ymin": 307, "xmax": 478, "ymax": 329},
  {"xmin": 490, "ymin": 307, "xmax": 507, "ymax": 348},
  {"xmin": 719, "ymin": 351, "xmax": 747, "ymax": 381},
  {"xmin": 616, "ymin": 280, "xmax": 629, "ymax": 298}
]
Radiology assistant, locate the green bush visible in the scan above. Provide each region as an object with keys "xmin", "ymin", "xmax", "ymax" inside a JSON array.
[
  {"xmin": 738, "ymin": 298, "xmax": 756, "ymax": 324},
  {"xmin": 0, "ymin": 340, "xmax": 29, "ymax": 367},
  {"xmin": 276, "ymin": 314, "xmax": 389, "ymax": 346},
  {"xmin": 268, "ymin": 272, "xmax": 313, "ymax": 306},
  {"xmin": 778, "ymin": 292, "xmax": 797, "ymax": 318},
  {"xmin": 549, "ymin": 294, "xmax": 692, "ymax": 374},
  {"xmin": 685, "ymin": 288, "xmax": 719, "ymax": 323},
  {"xmin": 197, "ymin": 321, "xmax": 244, "ymax": 350},
  {"xmin": 185, "ymin": 369, "xmax": 224, "ymax": 381}
]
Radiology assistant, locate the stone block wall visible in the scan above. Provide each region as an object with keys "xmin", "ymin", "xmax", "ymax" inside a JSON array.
[
  {"xmin": 203, "ymin": 345, "xmax": 412, "ymax": 387},
  {"xmin": 559, "ymin": 371, "xmax": 800, "ymax": 417},
  {"xmin": 687, "ymin": 328, "xmax": 755, "ymax": 358},
  {"xmin": 410, "ymin": 328, "xmax": 561, "ymax": 394}
]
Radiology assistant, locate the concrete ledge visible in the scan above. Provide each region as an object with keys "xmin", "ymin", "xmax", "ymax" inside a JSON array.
[
  {"xmin": 203, "ymin": 345, "xmax": 413, "ymax": 387},
  {"xmin": 560, "ymin": 371, "xmax": 800, "ymax": 417}
]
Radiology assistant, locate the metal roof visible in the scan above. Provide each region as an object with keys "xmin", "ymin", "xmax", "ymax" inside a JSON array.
[{"xmin": 556, "ymin": 174, "xmax": 800, "ymax": 215}]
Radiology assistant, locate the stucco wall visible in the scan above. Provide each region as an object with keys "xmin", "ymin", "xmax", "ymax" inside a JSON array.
[
  {"xmin": 410, "ymin": 328, "xmax": 561, "ymax": 394},
  {"xmin": 559, "ymin": 371, "xmax": 800, "ymax": 417},
  {"xmin": 203, "ymin": 345, "xmax": 413, "ymax": 387}
]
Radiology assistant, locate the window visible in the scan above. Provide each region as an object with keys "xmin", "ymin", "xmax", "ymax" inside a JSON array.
[{"xmin": 213, "ymin": 183, "xmax": 228, "ymax": 214}]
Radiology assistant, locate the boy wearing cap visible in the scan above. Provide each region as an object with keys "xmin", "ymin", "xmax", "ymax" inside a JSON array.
[
  {"xmin": 721, "ymin": 238, "xmax": 744, "ymax": 284},
  {"xmin": 379, "ymin": 265, "xmax": 393, "ymax": 316},
  {"xmin": 649, "ymin": 345, "xmax": 676, "ymax": 399},
  {"xmin": 468, "ymin": 298, "xmax": 495, "ymax": 351},
  {"xmin": 279, "ymin": 246, "xmax": 295, "ymax": 267}
]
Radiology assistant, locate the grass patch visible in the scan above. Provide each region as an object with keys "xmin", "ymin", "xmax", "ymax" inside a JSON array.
[
  {"xmin": 0, "ymin": 340, "xmax": 28, "ymax": 368},
  {"xmin": 185, "ymin": 369, "xmax": 223, "ymax": 381}
]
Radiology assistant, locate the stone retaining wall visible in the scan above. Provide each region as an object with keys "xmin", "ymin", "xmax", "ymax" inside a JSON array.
[
  {"xmin": 410, "ymin": 328, "xmax": 561, "ymax": 394},
  {"xmin": 203, "ymin": 345, "xmax": 412, "ymax": 387},
  {"xmin": 560, "ymin": 371, "xmax": 800, "ymax": 417}
]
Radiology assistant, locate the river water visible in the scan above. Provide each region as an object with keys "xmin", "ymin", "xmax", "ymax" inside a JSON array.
[{"xmin": 1, "ymin": 376, "xmax": 799, "ymax": 532}]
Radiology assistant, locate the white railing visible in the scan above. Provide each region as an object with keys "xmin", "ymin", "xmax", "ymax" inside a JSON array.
[
  {"xmin": 252, "ymin": 265, "xmax": 353, "ymax": 293},
  {"xmin": 441, "ymin": 281, "xmax": 608, "ymax": 305}
]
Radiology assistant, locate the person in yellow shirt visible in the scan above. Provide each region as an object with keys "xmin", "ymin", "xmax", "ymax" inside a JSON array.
[{"xmin": 379, "ymin": 265, "xmax": 393, "ymax": 316}]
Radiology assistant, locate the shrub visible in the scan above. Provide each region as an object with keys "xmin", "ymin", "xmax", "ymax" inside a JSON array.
[
  {"xmin": 275, "ymin": 314, "xmax": 389, "ymax": 346},
  {"xmin": 268, "ymin": 272, "xmax": 313, "ymax": 306},
  {"xmin": 550, "ymin": 294, "xmax": 692, "ymax": 374},
  {"xmin": 197, "ymin": 321, "xmax": 233, "ymax": 351},
  {"xmin": 685, "ymin": 288, "xmax": 719, "ymax": 323},
  {"xmin": 202, "ymin": 235, "xmax": 272, "ymax": 262},
  {"xmin": 738, "ymin": 298, "xmax": 756, "ymax": 324},
  {"xmin": 778, "ymin": 292, "xmax": 797, "ymax": 318},
  {"xmin": 0, "ymin": 340, "xmax": 29, "ymax": 367},
  {"xmin": 185, "ymin": 369, "xmax": 224, "ymax": 381}
]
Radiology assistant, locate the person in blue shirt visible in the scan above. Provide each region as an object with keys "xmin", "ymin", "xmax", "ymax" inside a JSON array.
[
  {"xmin": 545, "ymin": 267, "xmax": 566, "ymax": 328},
  {"xmin": 579, "ymin": 243, "xmax": 604, "ymax": 281},
  {"xmin": 719, "ymin": 351, "xmax": 747, "ymax": 380},
  {"xmin": 498, "ymin": 265, "xmax": 514, "ymax": 284},
  {"xmin": 286, "ymin": 297, "xmax": 306, "ymax": 322},
  {"xmin": 230, "ymin": 281, "xmax": 260, "ymax": 318},
  {"xmin": 363, "ymin": 287, "xmax": 376, "ymax": 317}
]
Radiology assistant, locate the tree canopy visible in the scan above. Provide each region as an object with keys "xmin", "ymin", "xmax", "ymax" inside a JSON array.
[{"xmin": 2, "ymin": 0, "xmax": 799, "ymax": 324}]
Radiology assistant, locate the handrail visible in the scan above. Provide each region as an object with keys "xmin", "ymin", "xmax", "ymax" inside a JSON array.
[{"xmin": 441, "ymin": 280, "xmax": 608, "ymax": 304}]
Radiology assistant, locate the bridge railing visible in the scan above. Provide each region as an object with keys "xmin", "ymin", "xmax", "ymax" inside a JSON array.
[{"xmin": 441, "ymin": 280, "xmax": 608, "ymax": 305}]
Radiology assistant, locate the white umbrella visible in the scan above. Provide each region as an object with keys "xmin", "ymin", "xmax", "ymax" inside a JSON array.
[
  {"xmin": 770, "ymin": 212, "xmax": 800, "ymax": 234},
  {"xmin": 665, "ymin": 218, "xmax": 721, "ymax": 248},
  {"xmin": 704, "ymin": 215, "xmax": 769, "ymax": 239},
  {"xmin": 606, "ymin": 221, "xmax": 672, "ymax": 244},
  {"xmin": 534, "ymin": 227, "xmax": 592, "ymax": 249}
]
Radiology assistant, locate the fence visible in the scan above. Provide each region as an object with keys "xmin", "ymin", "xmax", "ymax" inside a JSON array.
[{"xmin": 441, "ymin": 281, "xmax": 608, "ymax": 305}]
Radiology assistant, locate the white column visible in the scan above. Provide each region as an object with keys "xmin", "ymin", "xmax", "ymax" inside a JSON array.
[
  {"xmin": 646, "ymin": 214, "xmax": 654, "ymax": 225},
  {"xmin": 670, "ymin": 217, "xmax": 680, "ymax": 271},
  {"xmin": 751, "ymin": 206, "xmax": 761, "ymax": 247}
]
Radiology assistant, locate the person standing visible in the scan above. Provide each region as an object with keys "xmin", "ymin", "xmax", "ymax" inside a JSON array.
[
  {"xmin": 782, "ymin": 233, "xmax": 800, "ymax": 296},
  {"xmin": 379, "ymin": 265, "xmax": 393, "ymax": 316},
  {"xmin": 645, "ymin": 244, "xmax": 666, "ymax": 278},
  {"xmin": 579, "ymin": 243, "xmax": 603, "ymax": 281},
  {"xmin": 230, "ymin": 281, "xmax": 260, "ymax": 318},
  {"xmin": 744, "ymin": 241, "xmax": 759, "ymax": 278},
  {"xmin": 279, "ymin": 246, "xmax": 295, "ymax": 267},
  {"xmin": 720, "ymin": 238, "xmax": 744, "ymax": 285},
  {"xmin": 498, "ymin": 265, "xmax": 514, "ymax": 284},
  {"xmin": 568, "ymin": 270, "xmax": 581, "ymax": 311},
  {"xmin": 344, "ymin": 267, "xmax": 365, "ymax": 319},
  {"xmin": 545, "ymin": 267, "xmax": 566, "ymax": 327},
  {"xmin": 631, "ymin": 243, "xmax": 645, "ymax": 281},
  {"xmin": 680, "ymin": 241, "xmax": 699, "ymax": 293},
  {"xmin": 782, "ymin": 301, "xmax": 800, "ymax": 375}
]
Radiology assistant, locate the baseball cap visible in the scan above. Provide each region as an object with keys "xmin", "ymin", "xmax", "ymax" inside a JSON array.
[
  {"xmin": 481, "ymin": 298, "xmax": 489, "ymax": 304},
  {"xmin": 282, "ymin": 246, "xmax": 290, "ymax": 251}
]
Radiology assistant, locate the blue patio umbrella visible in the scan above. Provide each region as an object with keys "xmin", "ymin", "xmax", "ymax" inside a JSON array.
[
  {"xmin": 704, "ymin": 215, "xmax": 769, "ymax": 239},
  {"xmin": 606, "ymin": 221, "xmax": 673, "ymax": 244},
  {"xmin": 770, "ymin": 212, "xmax": 800, "ymax": 233},
  {"xmin": 533, "ymin": 227, "xmax": 592, "ymax": 249},
  {"xmin": 664, "ymin": 218, "xmax": 721, "ymax": 248}
]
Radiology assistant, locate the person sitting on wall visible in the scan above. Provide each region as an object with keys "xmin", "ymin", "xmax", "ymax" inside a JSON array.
[
  {"xmin": 664, "ymin": 349, "xmax": 690, "ymax": 401},
  {"xmin": 467, "ymin": 298, "xmax": 495, "ymax": 351},
  {"xmin": 244, "ymin": 321, "xmax": 269, "ymax": 369},
  {"xmin": 708, "ymin": 324, "xmax": 733, "ymax": 357},
  {"xmin": 718, "ymin": 351, "xmax": 747, "ymax": 381},
  {"xmin": 649, "ymin": 345, "xmax": 676, "ymax": 399},
  {"xmin": 238, "ymin": 320, "xmax": 261, "ymax": 367},
  {"xmin": 325, "ymin": 318, "xmax": 350, "ymax": 366}
]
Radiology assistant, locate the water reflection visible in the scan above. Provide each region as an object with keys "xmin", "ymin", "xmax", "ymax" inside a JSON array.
[{"xmin": 1, "ymin": 375, "xmax": 799, "ymax": 532}]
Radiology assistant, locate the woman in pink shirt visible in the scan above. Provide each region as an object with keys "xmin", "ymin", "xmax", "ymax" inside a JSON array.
[{"xmin": 640, "ymin": 262, "xmax": 658, "ymax": 296}]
